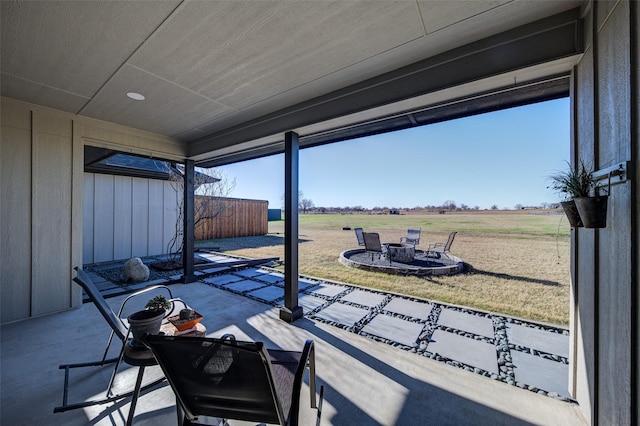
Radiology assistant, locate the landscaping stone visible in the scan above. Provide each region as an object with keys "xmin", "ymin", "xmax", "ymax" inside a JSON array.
[{"xmin": 120, "ymin": 257, "xmax": 150, "ymax": 282}]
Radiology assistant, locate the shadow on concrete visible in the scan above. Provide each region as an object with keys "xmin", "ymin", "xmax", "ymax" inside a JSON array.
[{"xmin": 291, "ymin": 318, "xmax": 536, "ymax": 426}]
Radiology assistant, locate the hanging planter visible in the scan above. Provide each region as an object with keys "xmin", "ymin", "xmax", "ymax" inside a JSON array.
[
  {"xmin": 548, "ymin": 160, "xmax": 602, "ymax": 228},
  {"xmin": 574, "ymin": 195, "xmax": 608, "ymax": 228},
  {"xmin": 560, "ymin": 200, "xmax": 583, "ymax": 228}
]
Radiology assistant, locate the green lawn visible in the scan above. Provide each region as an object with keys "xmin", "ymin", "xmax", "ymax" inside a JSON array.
[{"xmin": 198, "ymin": 211, "xmax": 571, "ymax": 325}]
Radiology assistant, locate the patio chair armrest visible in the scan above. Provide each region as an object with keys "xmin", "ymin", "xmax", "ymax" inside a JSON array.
[{"xmin": 116, "ymin": 285, "xmax": 175, "ymax": 320}]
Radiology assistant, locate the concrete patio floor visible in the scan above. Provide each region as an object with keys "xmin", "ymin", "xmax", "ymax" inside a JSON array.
[{"xmin": 1, "ymin": 279, "xmax": 586, "ymax": 425}]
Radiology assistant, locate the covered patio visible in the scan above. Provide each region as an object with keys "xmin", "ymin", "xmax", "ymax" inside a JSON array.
[
  {"xmin": 2, "ymin": 1, "xmax": 638, "ymax": 424},
  {"xmin": 1, "ymin": 281, "xmax": 585, "ymax": 425}
]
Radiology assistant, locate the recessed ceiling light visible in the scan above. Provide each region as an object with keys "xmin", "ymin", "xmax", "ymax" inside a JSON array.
[{"xmin": 126, "ymin": 92, "xmax": 145, "ymax": 101}]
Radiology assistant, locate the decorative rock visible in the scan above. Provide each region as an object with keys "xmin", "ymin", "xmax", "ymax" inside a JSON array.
[{"xmin": 121, "ymin": 257, "xmax": 150, "ymax": 282}]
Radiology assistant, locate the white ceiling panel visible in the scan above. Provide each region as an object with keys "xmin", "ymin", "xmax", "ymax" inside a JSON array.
[
  {"xmin": 0, "ymin": 0, "xmax": 582, "ymax": 163},
  {"xmin": 418, "ymin": 1, "xmax": 509, "ymax": 34},
  {"xmin": 1, "ymin": 1, "xmax": 179, "ymax": 101},
  {"xmin": 81, "ymin": 65, "xmax": 231, "ymax": 137},
  {"xmin": 0, "ymin": 73, "xmax": 89, "ymax": 113},
  {"xmin": 130, "ymin": 1, "xmax": 424, "ymax": 109}
]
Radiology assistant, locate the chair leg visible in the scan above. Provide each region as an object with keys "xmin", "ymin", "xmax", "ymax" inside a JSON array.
[
  {"xmin": 126, "ymin": 366, "xmax": 146, "ymax": 426},
  {"xmin": 106, "ymin": 340, "xmax": 128, "ymax": 397}
]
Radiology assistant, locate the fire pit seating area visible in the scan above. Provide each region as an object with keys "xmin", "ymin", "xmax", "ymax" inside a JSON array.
[{"xmin": 342, "ymin": 227, "xmax": 463, "ymax": 276}]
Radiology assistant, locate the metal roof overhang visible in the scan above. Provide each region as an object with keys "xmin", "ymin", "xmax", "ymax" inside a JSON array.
[{"xmin": 192, "ymin": 8, "xmax": 582, "ymax": 168}]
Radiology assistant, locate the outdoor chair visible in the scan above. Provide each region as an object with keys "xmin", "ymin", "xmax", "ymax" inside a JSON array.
[
  {"xmin": 354, "ymin": 227, "xmax": 365, "ymax": 246},
  {"xmin": 427, "ymin": 231, "xmax": 457, "ymax": 259},
  {"xmin": 363, "ymin": 232, "xmax": 390, "ymax": 263},
  {"xmin": 54, "ymin": 267, "xmax": 188, "ymax": 421},
  {"xmin": 141, "ymin": 334, "xmax": 324, "ymax": 426},
  {"xmin": 400, "ymin": 227, "xmax": 421, "ymax": 246}
]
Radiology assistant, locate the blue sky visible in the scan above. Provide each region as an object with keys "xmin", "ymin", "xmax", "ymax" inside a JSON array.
[{"xmin": 218, "ymin": 98, "xmax": 569, "ymax": 210}]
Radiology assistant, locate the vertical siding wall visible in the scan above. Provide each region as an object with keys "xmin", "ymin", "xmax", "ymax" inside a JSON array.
[
  {"xmin": 572, "ymin": 1, "xmax": 638, "ymax": 424},
  {"xmin": 195, "ymin": 197, "xmax": 268, "ymax": 239},
  {"xmin": 82, "ymin": 173, "xmax": 179, "ymax": 264},
  {"xmin": 0, "ymin": 98, "xmax": 185, "ymax": 324},
  {"xmin": 1, "ymin": 104, "xmax": 79, "ymax": 322}
]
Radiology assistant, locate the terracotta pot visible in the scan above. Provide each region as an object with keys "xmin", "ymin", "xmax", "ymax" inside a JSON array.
[
  {"xmin": 574, "ymin": 195, "xmax": 608, "ymax": 228},
  {"xmin": 560, "ymin": 200, "xmax": 583, "ymax": 228},
  {"xmin": 127, "ymin": 308, "xmax": 165, "ymax": 348}
]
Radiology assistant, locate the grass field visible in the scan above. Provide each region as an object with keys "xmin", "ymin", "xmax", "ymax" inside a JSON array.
[{"xmin": 197, "ymin": 211, "xmax": 571, "ymax": 325}]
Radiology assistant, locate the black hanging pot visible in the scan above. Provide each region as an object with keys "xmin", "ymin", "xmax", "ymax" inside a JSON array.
[
  {"xmin": 560, "ymin": 200, "xmax": 583, "ymax": 228},
  {"xmin": 574, "ymin": 195, "xmax": 608, "ymax": 228}
]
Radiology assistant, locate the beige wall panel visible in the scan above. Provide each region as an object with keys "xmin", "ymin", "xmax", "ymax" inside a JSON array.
[
  {"xmin": 593, "ymin": 3, "xmax": 633, "ymax": 424},
  {"xmin": 1, "ymin": 125, "xmax": 32, "ymax": 322},
  {"xmin": 573, "ymin": 46, "xmax": 596, "ymax": 420},
  {"xmin": 93, "ymin": 174, "xmax": 114, "ymax": 263},
  {"xmin": 148, "ymin": 180, "xmax": 164, "ymax": 256},
  {"xmin": 71, "ymin": 123, "xmax": 84, "ymax": 306},
  {"xmin": 81, "ymin": 120, "xmax": 185, "ymax": 160},
  {"xmin": 82, "ymin": 173, "xmax": 95, "ymax": 264},
  {"xmin": 31, "ymin": 113, "xmax": 72, "ymax": 316},
  {"xmin": 1, "ymin": 98, "xmax": 31, "ymax": 129},
  {"xmin": 597, "ymin": 183, "xmax": 632, "ymax": 424},
  {"xmin": 596, "ymin": 3, "xmax": 631, "ymax": 165},
  {"xmin": 131, "ymin": 178, "xmax": 149, "ymax": 257},
  {"xmin": 113, "ymin": 175, "xmax": 133, "ymax": 260}
]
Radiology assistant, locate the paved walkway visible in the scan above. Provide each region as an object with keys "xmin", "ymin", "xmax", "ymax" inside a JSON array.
[{"xmin": 87, "ymin": 252, "xmax": 572, "ymax": 402}]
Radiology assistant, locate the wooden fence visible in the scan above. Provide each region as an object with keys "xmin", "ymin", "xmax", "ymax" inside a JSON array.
[{"xmin": 195, "ymin": 196, "xmax": 268, "ymax": 239}]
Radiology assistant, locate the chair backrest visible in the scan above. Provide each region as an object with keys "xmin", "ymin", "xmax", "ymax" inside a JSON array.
[
  {"xmin": 363, "ymin": 232, "xmax": 383, "ymax": 252},
  {"xmin": 142, "ymin": 335, "xmax": 287, "ymax": 425},
  {"xmin": 354, "ymin": 227, "xmax": 365, "ymax": 246},
  {"xmin": 443, "ymin": 231, "xmax": 457, "ymax": 251},
  {"xmin": 73, "ymin": 267, "xmax": 128, "ymax": 341},
  {"xmin": 405, "ymin": 228, "xmax": 421, "ymax": 244}
]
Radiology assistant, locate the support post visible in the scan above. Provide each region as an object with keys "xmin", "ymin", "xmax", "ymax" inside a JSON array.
[
  {"xmin": 182, "ymin": 160, "xmax": 195, "ymax": 283},
  {"xmin": 280, "ymin": 131, "xmax": 303, "ymax": 322}
]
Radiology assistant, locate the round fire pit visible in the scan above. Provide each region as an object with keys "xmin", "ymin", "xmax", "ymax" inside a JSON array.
[{"xmin": 386, "ymin": 243, "xmax": 415, "ymax": 264}]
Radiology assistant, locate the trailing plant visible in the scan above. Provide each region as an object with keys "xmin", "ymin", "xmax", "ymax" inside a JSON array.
[{"xmin": 547, "ymin": 160, "xmax": 595, "ymax": 199}]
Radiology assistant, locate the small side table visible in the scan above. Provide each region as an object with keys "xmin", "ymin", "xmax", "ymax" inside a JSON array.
[{"xmin": 121, "ymin": 322, "xmax": 206, "ymax": 425}]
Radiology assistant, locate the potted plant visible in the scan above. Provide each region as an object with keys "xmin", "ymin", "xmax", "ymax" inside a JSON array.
[
  {"xmin": 127, "ymin": 295, "xmax": 171, "ymax": 348},
  {"xmin": 548, "ymin": 160, "xmax": 608, "ymax": 228}
]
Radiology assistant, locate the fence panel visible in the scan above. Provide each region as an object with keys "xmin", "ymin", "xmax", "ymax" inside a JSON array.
[{"xmin": 195, "ymin": 197, "xmax": 267, "ymax": 239}]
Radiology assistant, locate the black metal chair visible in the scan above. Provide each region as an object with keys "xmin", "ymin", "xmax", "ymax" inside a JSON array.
[
  {"xmin": 400, "ymin": 227, "xmax": 421, "ymax": 246},
  {"xmin": 427, "ymin": 231, "xmax": 457, "ymax": 259},
  {"xmin": 363, "ymin": 232, "xmax": 390, "ymax": 263},
  {"xmin": 141, "ymin": 334, "xmax": 324, "ymax": 426},
  {"xmin": 54, "ymin": 267, "xmax": 186, "ymax": 424},
  {"xmin": 354, "ymin": 227, "xmax": 365, "ymax": 246}
]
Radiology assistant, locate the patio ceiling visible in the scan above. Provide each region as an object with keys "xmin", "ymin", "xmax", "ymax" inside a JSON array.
[{"xmin": 1, "ymin": 1, "xmax": 582, "ymax": 166}]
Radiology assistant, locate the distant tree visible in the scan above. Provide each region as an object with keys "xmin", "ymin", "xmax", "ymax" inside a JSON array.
[
  {"xmin": 473, "ymin": 206, "xmax": 480, "ymax": 210},
  {"xmin": 444, "ymin": 200, "xmax": 457, "ymax": 211},
  {"xmin": 299, "ymin": 197, "xmax": 314, "ymax": 213},
  {"xmin": 490, "ymin": 204, "xmax": 499, "ymax": 210},
  {"xmin": 460, "ymin": 204, "xmax": 469, "ymax": 210},
  {"xmin": 166, "ymin": 166, "xmax": 235, "ymax": 265},
  {"xmin": 514, "ymin": 204, "xmax": 524, "ymax": 210},
  {"xmin": 540, "ymin": 202, "xmax": 550, "ymax": 209}
]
